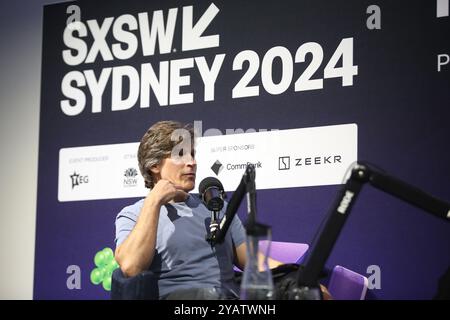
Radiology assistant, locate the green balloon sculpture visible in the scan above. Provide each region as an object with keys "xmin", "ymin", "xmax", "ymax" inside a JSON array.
[
  {"xmin": 94, "ymin": 251, "xmax": 106, "ymax": 268},
  {"xmin": 90, "ymin": 267, "xmax": 104, "ymax": 285},
  {"xmin": 90, "ymin": 247, "xmax": 119, "ymax": 291},
  {"xmin": 102, "ymin": 276, "xmax": 112, "ymax": 291}
]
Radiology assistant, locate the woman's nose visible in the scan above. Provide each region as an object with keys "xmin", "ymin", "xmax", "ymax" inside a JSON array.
[{"xmin": 186, "ymin": 155, "xmax": 196, "ymax": 166}]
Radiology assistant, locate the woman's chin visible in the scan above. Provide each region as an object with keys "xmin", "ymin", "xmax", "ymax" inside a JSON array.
[{"xmin": 181, "ymin": 181, "xmax": 195, "ymax": 192}]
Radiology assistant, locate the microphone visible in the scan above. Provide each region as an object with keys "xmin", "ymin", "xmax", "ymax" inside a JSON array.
[
  {"xmin": 199, "ymin": 177, "xmax": 225, "ymax": 212},
  {"xmin": 199, "ymin": 177, "xmax": 225, "ymax": 244},
  {"xmin": 199, "ymin": 165, "xmax": 257, "ymax": 245},
  {"xmin": 214, "ymin": 165, "xmax": 254, "ymax": 244}
]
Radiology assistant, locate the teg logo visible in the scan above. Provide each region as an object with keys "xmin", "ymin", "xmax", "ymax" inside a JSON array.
[{"xmin": 70, "ymin": 171, "xmax": 89, "ymax": 189}]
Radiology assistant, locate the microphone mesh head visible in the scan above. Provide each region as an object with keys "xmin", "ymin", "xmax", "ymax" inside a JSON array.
[{"xmin": 199, "ymin": 177, "xmax": 224, "ymax": 194}]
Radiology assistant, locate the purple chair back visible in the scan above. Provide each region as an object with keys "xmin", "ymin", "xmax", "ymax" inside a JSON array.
[
  {"xmin": 259, "ymin": 240, "xmax": 309, "ymax": 264},
  {"xmin": 328, "ymin": 265, "xmax": 368, "ymax": 300},
  {"xmin": 234, "ymin": 240, "xmax": 309, "ymax": 271}
]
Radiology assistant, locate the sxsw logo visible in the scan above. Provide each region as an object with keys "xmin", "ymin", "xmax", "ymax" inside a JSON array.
[
  {"xmin": 70, "ymin": 171, "xmax": 89, "ymax": 189},
  {"xmin": 437, "ymin": 0, "xmax": 449, "ymax": 17}
]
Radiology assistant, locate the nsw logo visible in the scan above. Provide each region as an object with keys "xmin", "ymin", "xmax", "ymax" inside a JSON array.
[{"xmin": 123, "ymin": 168, "xmax": 138, "ymax": 187}]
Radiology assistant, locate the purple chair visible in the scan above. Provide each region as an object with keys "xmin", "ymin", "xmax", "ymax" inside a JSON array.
[
  {"xmin": 234, "ymin": 241, "xmax": 368, "ymax": 300},
  {"xmin": 234, "ymin": 240, "xmax": 309, "ymax": 271},
  {"xmin": 259, "ymin": 240, "xmax": 309, "ymax": 264},
  {"xmin": 327, "ymin": 265, "xmax": 368, "ymax": 300}
]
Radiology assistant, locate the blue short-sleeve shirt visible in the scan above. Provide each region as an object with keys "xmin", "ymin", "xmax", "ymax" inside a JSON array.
[{"xmin": 115, "ymin": 194, "xmax": 246, "ymax": 298}]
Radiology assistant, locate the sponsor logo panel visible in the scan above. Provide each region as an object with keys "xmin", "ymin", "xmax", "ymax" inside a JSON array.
[
  {"xmin": 194, "ymin": 124, "xmax": 358, "ymax": 192},
  {"xmin": 58, "ymin": 143, "xmax": 147, "ymax": 202}
]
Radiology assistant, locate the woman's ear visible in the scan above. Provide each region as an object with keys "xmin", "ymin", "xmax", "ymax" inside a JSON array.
[
  {"xmin": 149, "ymin": 165, "xmax": 161, "ymax": 186},
  {"xmin": 150, "ymin": 164, "xmax": 160, "ymax": 175}
]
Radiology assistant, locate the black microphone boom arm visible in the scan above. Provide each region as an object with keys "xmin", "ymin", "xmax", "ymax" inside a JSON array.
[
  {"xmin": 213, "ymin": 165, "xmax": 257, "ymax": 244},
  {"xmin": 294, "ymin": 161, "xmax": 450, "ymax": 296}
]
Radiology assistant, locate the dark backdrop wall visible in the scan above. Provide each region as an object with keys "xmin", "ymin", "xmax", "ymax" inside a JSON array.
[{"xmin": 34, "ymin": 0, "xmax": 450, "ymax": 299}]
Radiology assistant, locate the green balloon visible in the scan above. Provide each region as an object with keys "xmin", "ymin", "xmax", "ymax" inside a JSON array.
[
  {"xmin": 102, "ymin": 247, "xmax": 114, "ymax": 263},
  {"xmin": 90, "ymin": 268, "xmax": 104, "ymax": 285},
  {"xmin": 111, "ymin": 259, "xmax": 119, "ymax": 270},
  {"xmin": 105, "ymin": 260, "xmax": 119, "ymax": 275},
  {"xmin": 104, "ymin": 269, "xmax": 112, "ymax": 279},
  {"xmin": 102, "ymin": 276, "xmax": 112, "ymax": 291},
  {"xmin": 94, "ymin": 251, "xmax": 106, "ymax": 267}
]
